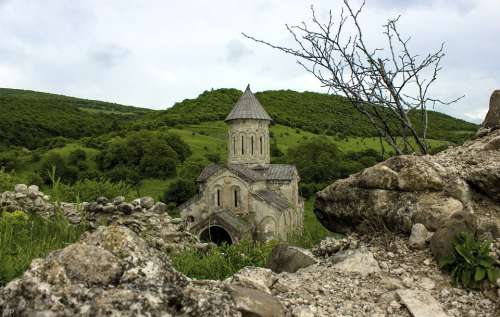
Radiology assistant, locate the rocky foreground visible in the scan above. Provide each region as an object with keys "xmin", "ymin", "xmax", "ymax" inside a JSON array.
[{"xmin": 0, "ymin": 222, "xmax": 498, "ymax": 316}]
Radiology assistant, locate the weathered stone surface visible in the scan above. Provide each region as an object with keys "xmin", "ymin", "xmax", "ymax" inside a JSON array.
[
  {"xmin": 56, "ymin": 243, "xmax": 123, "ymax": 285},
  {"xmin": 140, "ymin": 196, "xmax": 155, "ymax": 209},
  {"xmin": 483, "ymin": 90, "xmax": 500, "ymax": 129},
  {"xmin": 266, "ymin": 243, "xmax": 316, "ymax": 273},
  {"xmin": 227, "ymin": 267, "xmax": 277, "ymax": 294},
  {"xmin": 226, "ymin": 284, "xmax": 285, "ymax": 317},
  {"xmin": 430, "ymin": 210, "xmax": 477, "ymax": 261},
  {"xmin": 0, "ymin": 226, "xmax": 240, "ymax": 316},
  {"xmin": 397, "ymin": 289, "xmax": 449, "ymax": 317},
  {"xmin": 409, "ymin": 223, "xmax": 428, "ymax": 250},
  {"xmin": 332, "ymin": 247, "xmax": 380, "ymax": 276}
]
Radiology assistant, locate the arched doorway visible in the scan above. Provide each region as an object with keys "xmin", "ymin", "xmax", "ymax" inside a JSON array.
[{"xmin": 199, "ymin": 226, "xmax": 233, "ymax": 245}]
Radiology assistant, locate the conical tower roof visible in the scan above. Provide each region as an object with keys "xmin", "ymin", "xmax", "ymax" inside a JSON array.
[{"xmin": 225, "ymin": 85, "xmax": 272, "ymax": 122}]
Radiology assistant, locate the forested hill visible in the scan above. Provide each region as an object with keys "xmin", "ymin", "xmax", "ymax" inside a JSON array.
[
  {"xmin": 136, "ymin": 88, "xmax": 478, "ymax": 143},
  {"xmin": 0, "ymin": 88, "xmax": 152, "ymax": 149},
  {"xmin": 1, "ymin": 87, "xmax": 477, "ymax": 149}
]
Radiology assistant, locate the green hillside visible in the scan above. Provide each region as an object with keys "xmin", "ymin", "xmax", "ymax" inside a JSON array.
[
  {"xmin": 0, "ymin": 88, "xmax": 153, "ymax": 149},
  {"xmin": 135, "ymin": 88, "xmax": 477, "ymax": 144}
]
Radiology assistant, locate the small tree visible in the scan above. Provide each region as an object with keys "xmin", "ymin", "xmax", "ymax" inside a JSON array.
[{"xmin": 244, "ymin": 0, "xmax": 462, "ymax": 155}]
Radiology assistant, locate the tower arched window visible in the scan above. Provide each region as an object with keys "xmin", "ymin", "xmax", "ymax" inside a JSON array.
[
  {"xmin": 251, "ymin": 136, "xmax": 254, "ymax": 155},
  {"xmin": 259, "ymin": 136, "xmax": 263, "ymax": 155},
  {"xmin": 232, "ymin": 135, "xmax": 236, "ymax": 155},
  {"xmin": 241, "ymin": 135, "xmax": 245, "ymax": 155}
]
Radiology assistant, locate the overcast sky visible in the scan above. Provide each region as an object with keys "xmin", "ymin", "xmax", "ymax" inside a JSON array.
[{"xmin": 0, "ymin": 0, "xmax": 498, "ymax": 123}]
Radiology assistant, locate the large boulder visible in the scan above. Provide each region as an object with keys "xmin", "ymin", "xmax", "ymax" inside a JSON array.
[
  {"xmin": 430, "ymin": 211, "xmax": 477, "ymax": 261},
  {"xmin": 483, "ymin": 90, "xmax": 500, "ymax": 129},
  {"xmin": 315, "ymin": 155, "xmax": 463, "ymax": 234},
  {"xmin": 0, "ymin": 225, "xmax": 240, "ymax": 316},
  {"xmin": 315, "ymin": 126, "xmax": 500, "ymax": 236},
  {"xmin": 266, "ymin": 243, "xmax": 317, "ymax": 273}
]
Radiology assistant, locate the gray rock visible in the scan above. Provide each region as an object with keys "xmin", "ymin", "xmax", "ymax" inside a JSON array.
[
  {"xmin": 332, "ymin": 247, "xmax": 380, "ymax": 276},
  {"xmin": 227, "ymin": 267, "xmax": 277, "ymax": 294},
  {"xmin": 140, "ymin": 196, "xmax": 155, "ymax": 209},
  {"xmin": 102, "ymin": 204, "xmax": 117, "ymax": 213},
  {"xmin": 226, "ymin": 284, "xmax": 285, "ymax": 317},
  {"xmin": 96, "ymin": 196, "xmax": 109, "ymax": 204},
  {"xmin": 14, "ymin": 184, "xmax": 27, "ymax": 194},
  {"xmin": 397, "ymin": 289, "xmax": 449, "ymax": 317},
  {"xmin": 56, "ymin": 243, "xmax": 123, "ymax": 286},
  {"xmin": 118, "ymin": 203, "xmax": 134, "ymax": 215},
  {"xmin": 0, "ymin": 226, "xmax": 240, "ymax": 316},
  {"xmin": 151, "ymin": 201, "xmax": 167, "ymax": 213},
  {"xmin": 112, "ymin": 196, "xmax": 126, "ymax": 205},
  {"xmin": 409, "ymin": 223, "xmax": 428, "ymax": 250},
  {"xmin": 430, "ymin": 211, "xmax": 477, "ymax": 262},
  {"xmin": 27, "ymin": 185, "xmax": 39, "ymax": 199},
  {"xmin": 483, "ymin": 90, "xmax": 500, "ymax": 129},
  {"xmin": 266, "ymin": 243, "xmax": 317, "ymax": 273}
]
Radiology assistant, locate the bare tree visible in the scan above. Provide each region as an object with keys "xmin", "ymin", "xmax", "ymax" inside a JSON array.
[{"xmin": 243, "ymin": 0, "xmax": 462, "ymax": 155}]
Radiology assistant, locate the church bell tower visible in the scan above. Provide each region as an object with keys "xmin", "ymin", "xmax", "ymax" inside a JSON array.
[{"xmin": 225, "ymin": 85, "xmax": 272, "ymax": 166}]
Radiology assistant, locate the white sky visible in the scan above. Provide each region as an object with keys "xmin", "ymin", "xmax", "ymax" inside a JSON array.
[{"xmin": 0, "ymin": 0, "xmax": 499, "ymax": 123}]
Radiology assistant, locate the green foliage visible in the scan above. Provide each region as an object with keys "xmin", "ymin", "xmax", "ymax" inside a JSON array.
[
  {"xmin": 0, "ymin": 168, "xmax": 16, "ymax": 192},
  {"xmin": 162, "ymin": 179, "xmax": 196, "ymax": 206},
  {"xmin": 439, "ymin": 232, "xmax": 500, "ymax": 289},
  {"xmin": 40, "ymin": 152, "xmax": 78, "ymax": 184},
  {"xmin": 0, "ymin": 88, "xmax": 151, "ymax": 149},
  {"xmin": 137, "ymin": 89, "xmax": 477, "ymax": 144},
  {"xmin": 0, "ymin": 211, "xmax": 86, "ymax": 285},
  {"xmin": 287, "ymin": 138, "xmax": 343, "ymax": 183},
  {"xmin": 52, "ymin": 179, "xmax": 134, "ymax": 202},
  {"xmin": 171, "ymin": 240, "xmax": 277, "ymax": 280},
  {"xmin": 204, "ymin": 152, "xmax": 221, "ymax": 164},
  {"xmin": 97, "ymin": 130, "xmax": 190, "ymax": 181}
]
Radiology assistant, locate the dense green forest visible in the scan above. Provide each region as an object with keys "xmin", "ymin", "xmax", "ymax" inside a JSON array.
[
  {"xmin": 0, "ymin": 88, "xmax": 152, "ymax": 149},
  {"xmin": 134, "ymin": 89, "xmax": 477, "ymax": 143}
]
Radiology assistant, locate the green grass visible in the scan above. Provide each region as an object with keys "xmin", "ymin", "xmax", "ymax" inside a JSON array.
[
  {"xmin": 0, "ymin": 210, "xmax": 87, "ymax": 286},
  {"xmin": 171, "ymin": 240, "xmax": 277, "ymax": 280}
]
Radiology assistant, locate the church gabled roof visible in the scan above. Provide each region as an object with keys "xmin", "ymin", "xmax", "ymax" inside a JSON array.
[
  {"xmin": 224, "ymin": 85, "xmax": 272, "ymax": 122},
  {"xmin": 197, "ymin": 163, "xmax": 297, "ymax": 183},
  {"xmin": 253, "ymin": 190, "xmax": 290, "ymax": 211}
]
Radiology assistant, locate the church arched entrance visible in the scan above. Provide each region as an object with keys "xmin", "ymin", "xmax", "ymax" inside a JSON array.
[{"xmin": 199, "ymin": 226, "xmax": 233, "ymax": 245}]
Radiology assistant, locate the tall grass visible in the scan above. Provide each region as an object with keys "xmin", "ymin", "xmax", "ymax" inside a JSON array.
[
  {"xmin": 0, "ymin": 211, "xmax": 86, "ymax": 286},
  {"xmin": 171, "ymin": 240, "xmax": 277, "ymax": 280}
]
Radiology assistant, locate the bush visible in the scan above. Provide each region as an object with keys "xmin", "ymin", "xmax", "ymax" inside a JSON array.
[
  {"xmin": 0, "ymin": 168, "xmax": 16, "ymax": 192},
  {"xmin": 171, "ymin": 240, "xmax": 276, "ymax": 280},
  {"xmin": 0, "ymin": 211, "xmax": 86, "ymax": 285},
  {"xmin": 162, "ymin": 179, "xmax": 196, "ymax": 206},
  {"xmin": 439, "ymin": 232, "xmax": 500, "ymax": 289}
]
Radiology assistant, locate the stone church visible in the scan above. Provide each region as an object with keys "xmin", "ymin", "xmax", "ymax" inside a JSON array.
[{"xmin": 180, "ymin": 85, "xmax": 304, "ymax": 244}]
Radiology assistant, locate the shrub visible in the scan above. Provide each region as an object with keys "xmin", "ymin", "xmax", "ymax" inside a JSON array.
[
  {"xmin": 0, "ymin": 168, "xmax": 16, "ymax": 192},
  {"xmin": 162, "ymin": 179, "xmax": 196, "ymax": 206},
  {"xmin": 171, "ymin": 240, "xmax": 277, "ymax": 280},
  {"xmin": 0, "ymin": 211, "xmax": 86, "ymax": 285},
  {"xmin": 439, "ymin": 232, "xmax": 500, "ymax": 289}
]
